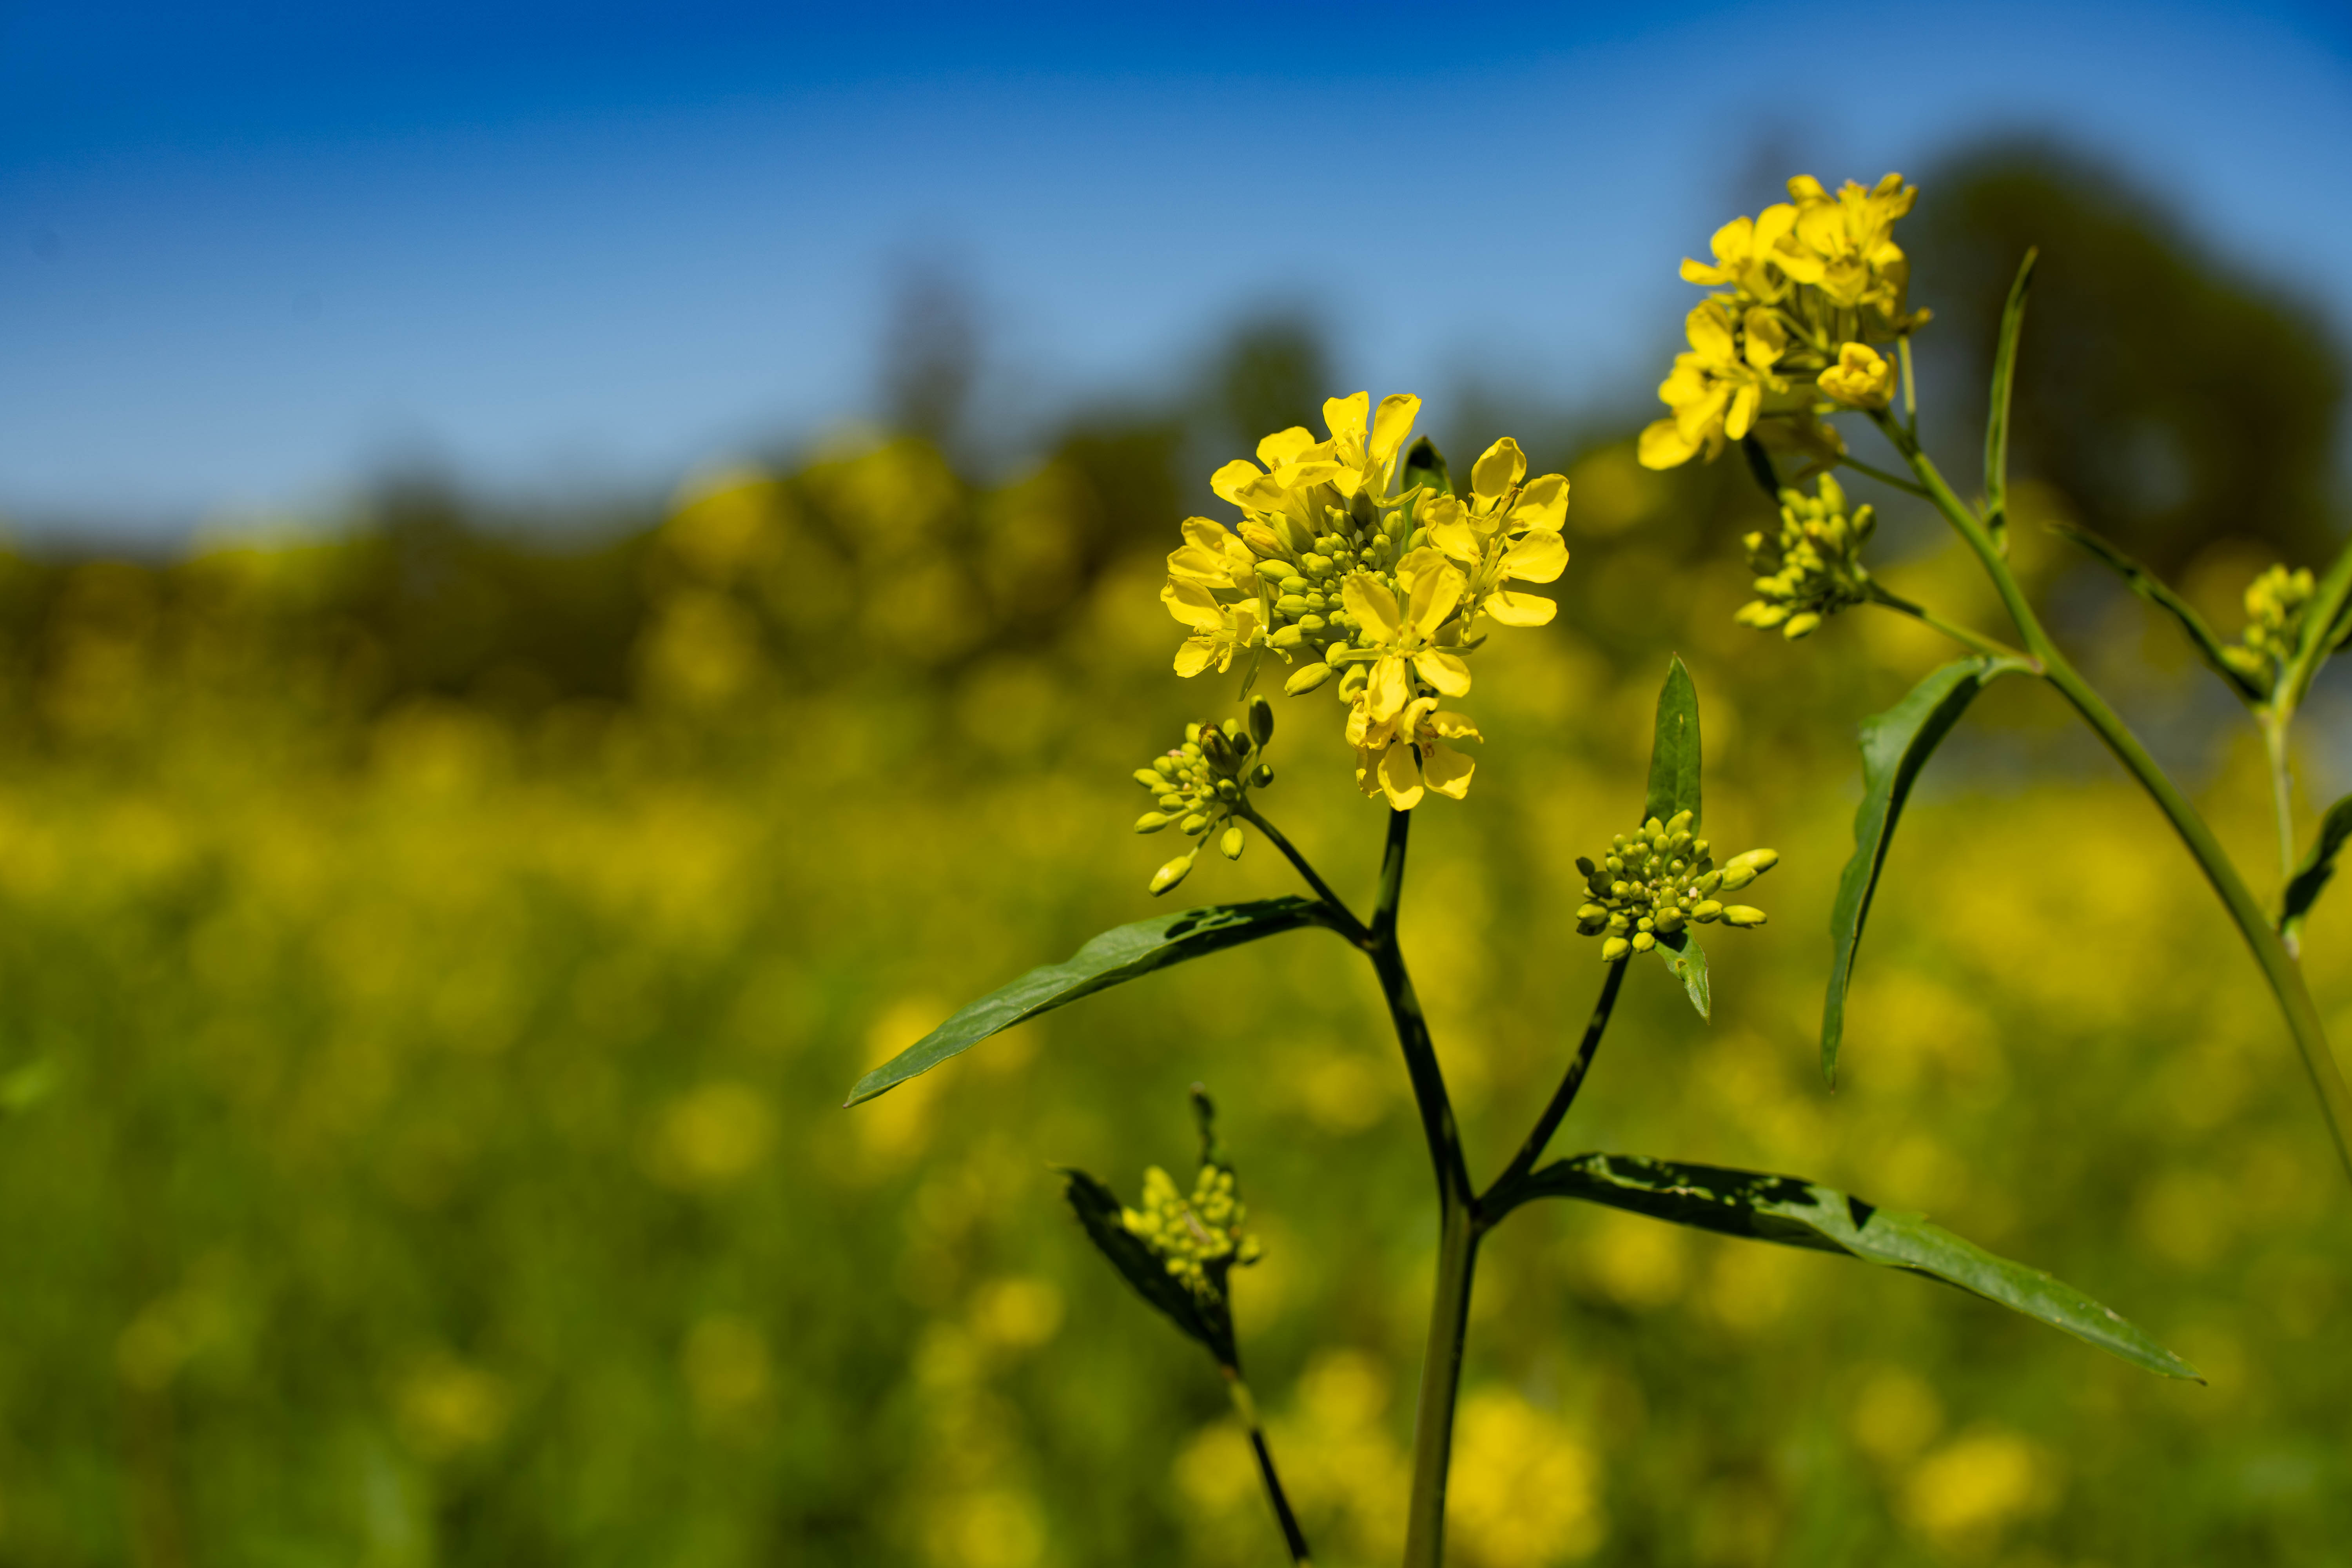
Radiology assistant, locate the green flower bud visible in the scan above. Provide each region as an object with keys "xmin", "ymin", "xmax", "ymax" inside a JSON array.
[
  {"xmin": 1269, "ymin": 624, "xmax": 1306, "ymax": 649},
  {"xmin": 1135, "ymin": 812, "xmax": 1172, "ymax": 833},
  {"xmin": 1149, "ymin": 853, "xmax": 1195, "ymax": 896},
  {"xmin": 1255, "ymin": 559, "xmax": 1291, "ymax": 582},
  {"xmin": 1200, "ymin": 729, "xmax": 1236, "ymax": 772},
  {"xmin": 1666, "ymin": 810, "xmax": 1693, "ymax": 836},
  {"xmin": 1631, "ymin": 930, "xmax": 1656, "ymax": 953},
  {"xmin": 1299, "ymin": 552, "xmax": 1333, "ymax": 577},
  {"xmin": 1283, "ymin": 662, "xmax": 1334, "ymax": 696},
  {"xmin": 1131, "ymin": 768, "xmax": 1162, "ymax": 789},
  {"xmin": 1653, "ymin": 907, "xmax": 1686, "ymax": 935},
  {"xmin": 1252, "ymin": 762, "xmax": 1274, "ymax": 786},
  {"xmin": 1220, "ymin": 826, "xmax": 1246, "ymax": 860},
  {"xmin": 1180, "ymin": 813, "xmax": 1209, "ymax": 835},
  {"xmin": 1247, "ymin": 696, "xmax": 1274, "ymax": 747},
  {"xmin": 1158, "ymin": 792, "xmax": 1186, "ymax": 811},
  {"xmin": 1600, "ymin": 935, "xmax": 1631, "ymax": 962},
  {"xmin": 1185, "ymin": 722, "xmax": 1202, "ymax": 744},
  {"xmin": 1575, "ymin": 856, "xmax": 1597, "ymax": 877},
  {"xmin": 1575, "ymin": 903, "xmax": 1608, "ymax": 922},
  {"xmin": 1692, "ymin": 899, "xmax": 1724, "ymax": 922},
  {"xmin": 1719, "ymin": 864, "xmax": 1756, "ymax": 891},
  {"xmin": 1724, "ymin": 848, "xmax": 1779, "ymax": 877},
  {"xmin": 1276, "ymin": 594, "xmax": 1312, "ymax": 616},
  {"xmin": 1721, "ymin": 905, "xmax": 1767, "ymax": 927},
  {"xmin": 1783, "ymin": 612, "xmax": 1821, "ymax": 640}
]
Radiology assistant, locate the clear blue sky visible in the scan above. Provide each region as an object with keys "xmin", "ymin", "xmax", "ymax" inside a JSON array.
[{"xmin": 3, "ymin": 1, "xmax": 2348, "ymax": 535}]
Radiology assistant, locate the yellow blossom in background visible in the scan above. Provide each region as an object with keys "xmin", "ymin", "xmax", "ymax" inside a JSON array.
[
  {"xmin": 1818, "ymin": 342, "xmax": 1895, "ymax": 409},
  {"xmin": 1447, "ymin": 1387, "xmax": 1607, "ymax": 1565}
]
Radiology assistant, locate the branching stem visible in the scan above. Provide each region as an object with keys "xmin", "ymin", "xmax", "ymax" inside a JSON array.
[
  {"xmin": 1863, "ymin": 582, "xmax": 2033, "ymax": 665},
  {"xmin": 1236, "ymin": 802, "xmax": 1369, "ymax": 945},
  {"xmin": 1489, "ymin": 958, "xmax": 1627, "ymax": 1202}
]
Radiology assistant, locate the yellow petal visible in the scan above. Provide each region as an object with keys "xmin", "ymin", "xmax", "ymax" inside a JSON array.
[
  {"xmin": 1638, "ymin": 417, "xmax": 1698, "ymax": 470},
  {"xmin": 1470, "ymin": 437, "xmax": 1526, "ymax": 504},
  {"xmin": 1367, "ymin": 655, "xmax": 1410, "ymax": 724},
  {"xmin": 1376, "ymin": 742, "xmax": 1425, "ymax": 810},
  {"xmin": 1482, "ymin": 589, "xmax": 1557, "ymax": 627},
  {"xmin": 1686, "ymin": 301, "xmax": 1736, "ymax": 363},
  {"xmin": 1754, "ymin": 203, "xmax": 1797, "ymax": 250},
  {"xmin": 1708, "ymin": 215, "xmax": 1754, "ymax": 264},
  {"xmin": 1413, "ymin": 649, "xmax": 1472, "ymax": 696},
  {"xmin": 1428, "ymin": 517, "xmax": 1482, "ymax": 564},
  {"xmin": 1161, "ymin": 577, "xmax": 1225, "ymax": 630},
  {"xmin": 1173, "ymin": 637, "xmax": 1215, "ymax": 677},
  {"xmin": 1726, "ymin": 381, "xmax": 1760, "ymax": 442},
  {"xmin": 1426, "ymin": 709, "xmax": 1480, "ymax": 742},
  {"xmin": 1508, "ymin": 473, "xmax": 1568, "ymax": 533},
  {"xmin": 1323, "ymin": 392, "xmax": 1369, "ymax": 449},
  {"xmin": 1342, "ymin": 572, "xmax": 1403, "ymax": 643},
  {"xmin": 1679, "ymin": 258, "xmax": 1730, "ymax": 285},
  {"xmin": 1500, "ymin": 527, "xmax": 1568, "ymax": 584},
  {"xmin": 1210, "ymin": 459, "xmax": 1265, "ymax": 507},
  {"xmin": 1403, "ymin": 556, "xmax": 1465, "ymax": 637},
  {"xmin": 1256, "ymin": 426, "xmax": 1317, "ymax": 468},
  {"xmin": 1786, "ymin": 174, "xmax": 1828, "ymax": 204},
  {"xmin": 1420, "ymin": 742, "xmax": 1475, "ymax": 800},
  {"xmin": 1370, "ymin": 394, "xmax": 1420, "ymax": 467}
]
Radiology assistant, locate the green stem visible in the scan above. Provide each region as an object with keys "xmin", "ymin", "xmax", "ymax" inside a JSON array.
[
  {"xmin": 1402, "ymin": 1202, "xmax": 1479, "ymax": 1568},
  {"xmin": 1863, "ymin": 582, "xmax": 2033, "ymax": 665},
  {"xmin": 1223, "ymin": 1372, "xmax": 1312, "ymax": 1565},
  {"xmin": 1366, "ymin": 807, "xmax": 1477, "ymax": 1568},
  {"xmin": 1489, "ymin": 958, "xmax": 1628, "ymax": 1202},
  {"xmin": 2263, "ymin": 713, "xmax": 2297, "ymax": 884},
  {"xmin": 1237, "ymin": 802, "xmax": 1369, "ymax": 945},
  {"xmin": 1834, "ymin": 456, "xmax": 1932, "ymax": 499},
  {"xmin": 1880, "ymin": 414, "xmax": 2352, "ymax": 1185}
]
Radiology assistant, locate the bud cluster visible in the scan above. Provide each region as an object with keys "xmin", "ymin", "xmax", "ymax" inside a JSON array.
[
  {"xmin": 1120, "ymin": 1162, "xmax": 1263, "ymax": 1305},
  {"xmin": 2220, "ymin": 563, "xmax": 2315, "ymax": 691},
  {"xmin": 1735, "ymin": 474, "xmax": 1876, "ymax": 639},
  {"xmin": 1131, "ymin": 698, "xmax": 1276, "ymax": 895},
  {"xmin": 1572, "ymin": 810, "xmax": 1777, "ymax": 962}
]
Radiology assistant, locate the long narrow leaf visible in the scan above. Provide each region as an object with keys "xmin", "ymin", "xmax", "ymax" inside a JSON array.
[
  {"xmin": 1512, "ymin": 1152, "xmax": 2198, "ymax": 1381},
  {"xmin": 1982, "ymin": 249, "xmax": 2037, "ymax": 550},
  {"xmin": 1061, "ymin": 1168, "xmax": 1236, "ymax": 1367},
  {"xmin": 2282, "ymin": 534, "xmax": 2352, "ymax": 712},
  {"xmin": 845, "ymin": 898, "xmax": 1334, "ymax": 1105},
  {"xmin": 1823, "ymin": 657, "xmax": 2029, "ymax": 1082},
  {"xmin": 2050, "ymin": 521, "xmax": 2266, "ymax": 703},
  {"xmin": 1642, "ymin": 654, "xmax": 1702, "ymax": 829},
  {"xmin": 2282, "ymin": 794, "xmax": 2352, "ymax": 947}
]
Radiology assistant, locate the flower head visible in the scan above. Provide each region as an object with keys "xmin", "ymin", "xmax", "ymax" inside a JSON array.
[
  {"xmin": 1736, "ymin": 474, "xmax": 1875, "ymax": 639},
  {"xmin": 1818, "ymin": 342, "xmax": 1895, "ymax": 409},
  {"xmin": 1425, "ymin": 438, "xmax": 1572, "ymax": 627},
  {"xmin": 1130, "ymin": 700, "xmax": 1276, "ymax": 894},
  {"xmin": 1571, "ymin": 812, "xmax": 1777, "ymax": 961},
  {"xmin": 2220, "ymin": 564, "xmax": 2316, "ymax": 691},
  {"xmin": 1120, "ymin": 1161, "xmax": 1261, "ymax": 1305},
  {"xmin": 1348, "ymin": 692, "xmax": 1480, "ymax": 810}
]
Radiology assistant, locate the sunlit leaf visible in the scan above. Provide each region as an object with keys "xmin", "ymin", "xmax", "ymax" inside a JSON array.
[
  {"xmin": 1655, "ymin": 929, "xmax": 1710, "ymax": 1021},
  {"xmin": 1642, "ymin": 654, "xmax": 1701, "ymax": 829},
  {"xmin": 1060, "ymin": 1168, "xmax": 1236, "ymax": 1368},
  {"xmin": 1402, "ymin": 436, "xmax": 1453, "ymax": 499},
  {"xmin": 1823, "ymin": 657, "xmax": 2029, "ymax": 1082},
  {"xmin": 2281, "ymin": 794, "xmax": 2352, "ymax": 948},
  {"xmin": 1505, "ymin": 1152, "xmax": 2198, "ymax": 1381},
  {"xmin": 2050, "ymin": 521, "xmax": 2265, "ymax": 703},
  {"xmin": 844, "ymin": 898, "xmax": 1337, "ymax": 1105},
  {"xmin": 1982, "ymin": 249, "xmax": 2037, "ymax": 552}
]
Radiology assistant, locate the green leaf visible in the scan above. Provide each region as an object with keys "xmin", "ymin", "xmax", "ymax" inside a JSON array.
[
  {"xmin": 2281, "ymin": 533, "xmax": 2352, "ymax": 712},
  {"xmin": 1060, "ymin": 1168, "xmax": 1236, "ymax": 1368},
  {"xmin": 1654, "ymin": 929, "xmax": 1710, "ymax": 1021},
  {"xmin": 1823, "ymin": 657, "xmax": 2028, "ymax": 1082},
  {"xmin": 2050, "ymin": 521, "xmax": 2266, "ymax": 704},
  {"xmin": 1511, "ymin": 1152, "xmax": 2199, "ymax": 1381},
  {"xmin": 1982, "ymin": 248, "xmax": 2036, "ymax": 551},
  {"xmin": 844, "ymin": 898, "xmax": 1335, "ymax": 1105},
  {"xmin": 1642, "ymin": 654, "xmax": 1701, "ymax": 829},
  {"xmin": 2282, "ymin": 794, "xmax": 2352, "ymax": 947},
  {"xmin": 1401, "ymin": 436, "xmax": 1452, "ymax": 498},
  {"xmin": 1738, "ymin": 434, "xmax": 1782, "ymax": 505}
]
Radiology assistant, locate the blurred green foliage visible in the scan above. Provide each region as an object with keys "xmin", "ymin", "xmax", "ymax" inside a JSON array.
[{"xmin": 0, "ymin": 151, "xmax": 2346, "ymax": 1568}]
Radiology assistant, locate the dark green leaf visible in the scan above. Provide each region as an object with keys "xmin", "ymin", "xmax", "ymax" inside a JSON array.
[
  {"xmin": 2051, "ymin": 521, "xmax": 2266, "ymax": 703},
  {"xmin": 1061, "ymin": 1168, "xmax": 1236, "ymax": 1367},
  {"xmin": 2283, "ymin": 534, "xmax": 2352, "ymax": 711},
  {"xmin": 1823, "ymin": 657, "xmax": 2029, "ymax": 1082},
  {"xmin": 1738, "ymin": 434, "xmax": 1781, "ymax": 505},
  {"xmin": 1401, "ymin": 437, "xmax": 1452, "ymax": 498},
  {"xmin": 2282, "ymin": 794, "xmax": 2352, "ymax": 947},
  {"xmin": 844, "ymin": 898, "xmax": 1335, "ymax": 1105},
  {"xmin": 1982, "ymin": 249, "xmax": 2036, "ymax": 550},
  {"xmin": 1511, "ymin": 1152, "xmax": 2198, "ymax": 1381},
  {"xmin": 1642, "ymin": 655, "xmax": 1702, "ymax": 830},
  {"xmin": 1655, "ymin": 929, "xmax": 1710, "ymax": 1021}
]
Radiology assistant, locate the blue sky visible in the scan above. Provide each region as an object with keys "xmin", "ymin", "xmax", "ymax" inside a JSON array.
[{"xmin": 3, "ymin": 1, "xmax": 2348, "ymax": 534}]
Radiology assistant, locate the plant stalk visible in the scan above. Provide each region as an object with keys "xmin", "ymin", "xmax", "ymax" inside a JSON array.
[
  {"xmin": 1881, "ymin": 416, "xmax": 2352, "ymax": 1184},
  {"xmin": 1224, "ymin": 1372, "xmax": 1312, "ymax": 1565},
  {"xmin": 1863, "ymin": 582, "xmax": 2032, "ymax": 665},
  {"xmin": 1490, "ymin": 958, "xmax": 1627, "ymax": 1201},
  {"xmin": 1401, "ymin": 1201, "xmax": 1479, "ymax": 1568},
  {"xmin": 1238, "ymin": 802, "xmax": 1369, "ymax": 945},
  {"xmin": 2262, "ymin": 712, "xmax": 2297, "ymax": 883}
]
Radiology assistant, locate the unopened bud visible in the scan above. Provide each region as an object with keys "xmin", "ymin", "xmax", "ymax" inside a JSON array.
[
  {"xmin": 1724, "ymin": 848, "xmax": 1779, "ymax": 877},
  {"xmin": 1719, "ymin": 864, "xmax": 1757, "ymax": 891},
  {"xmin": 1575, "ymin": 903, "xmax": 1608, "ymax": 922},
  {"xmin": 1692, "ymin": 899, "xmax": 1724, "ymax": 922},
  {"xmin": 1575, "ymin": 856, "xmax": 1597, "ymax": 877},
  {"xmin": 1180, "ymin": 813, "xmax": 1210, "ymax": 835},
  {"xmin": 1666, "ymin": 810, "xmax": 1693, "ymax": 835},
  {"xmin": 1631, "ymin": 930, "xmax": 1656, "ymax": 953},
  {"xmin": 1653, "ymin": 907, "xmax": 1686, "ymax": 935},
  {"xmin": 1600, "ymin": 936, "xmax": 1631, "ymax": 962},
  {"xmin": 1247, "ymin": 696, "xmax": 1274, "ymax": 747},
  {"xmin": 1269, "ymin": 624, "xmax": 1306, "ymax": 649},
  {"xmin": 1220, "ymin": 826, "xmax": 1246, "ymax": 860},
  {"xmin": 1132, "ymin": 768, "xmax": 1163, "ymax": 789},
  {"xmin": 1284, "ymin": 662, "xmax": 1335, "ymax": 695},
  {"xmin": 1149, "ymin": 854, "xmax": 1195, "ymax": 896},
  {"xmin": 1721, "ymin": 905, "xmax": 1767, "ymax": 928},
  {"xmin": 1783, "ymin": 612, "xmax": 1822, "ymax": 640},
  {"xmin": 1252, "ymin": 762, "xmax": 1275, "ymax": 786},
  {"xmin": 1201, "ymin": 729, "xmax": 1236, "ymax": 771},
  {"xmin": 1135, "ymin": 812, "xmax": 1172, "ymax": 833}
]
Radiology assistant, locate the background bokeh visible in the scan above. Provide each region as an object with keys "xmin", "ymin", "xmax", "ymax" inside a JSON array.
[{"xmin": 4, "ymin": 6, "xmax": 2352, "ymax": 1566}]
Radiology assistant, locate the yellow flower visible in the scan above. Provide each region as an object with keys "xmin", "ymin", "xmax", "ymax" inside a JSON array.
[
  {"xmin": 1348, "ymin": 693, "xmax": 1479, "ymax": 810},
  {"xmin": 1340, "ymin": 547, "xmax": 1470, "ymax": 725},
  {"xmin": 1818, "ymin": 342, "xmax": 1895, "ymax": 409},
  {"xmin": 1162, "ymin": 579, "xmax": 1266, "ymax": 677},
  {"xmin": 1165, "ymin": 516, "xmax": 1261, "ymax": 599},
  {"xmin": 1790, "ymin": 172, "xmax": 1918, "ymax": 318},
  {"xmin": 1638, "ymin": 301, "xmax": 1790, "ymax": 468},
  {"xmin": 1207, "ymin": 392, "xmax": 1420, "ymax": 544},
  {"xmin": 1425, "ymin": 439, "xmax": 1570, "ymax": 627},
  {"xmin": 1679, "ymin": 202, "xmax": 1819, "ymax": 301}
]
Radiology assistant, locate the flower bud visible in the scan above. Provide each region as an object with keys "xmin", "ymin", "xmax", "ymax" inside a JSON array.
[
  {"xmin": 1653, "ymin": 907, "xmax": 1686, "ymax": 935},
  {"xmin": 1247, "ymin": 696, "xmax": 1274, "ymax": 748},
  {"xmin": 1180, "ymin": 813, "xmax": 1209, "ymax": 835},
  {"xmin": 1269, "ymin": 624, "xmax": 1306, "ymax": 649},
  {"xmin": 1666, "ymin": 810, "xmax": 1692, "ymax": 836},
  {"xmin": 1719, "ymin": 864, "xmax": 1756, "ymax": 891},
  {"xmin": 1132, "ymin": 768, "xmax": 1165, "ymax": 789},
  {"xmin": 1721, "ymin": 905, "xmax": 1767, "ymax": 927},
  {"xmin": 1575, "ymin": 903, "xmax": 1608, "ymax": 922},
  {"xmin": 1220, "ymin": 826, "xmax": 1246, "ymax": 860},
  {"xmin": 1600, "ymin": 936, "xmax": 1631, "ymax": 962},
  {"xmin": 1252, "ymin": 762, "xmax": 1274, "ymax": 786},
  {"xmin": 1200, "ymin": 728, "xmax": 1237, "ymax": 771},
  {"xmin": 1631, "ymin": 930, "xmax": 1656, "ymax": 953},
  {"xmin": 1782, "ymin": 612, "xmax": 1821, "ymax": 640},
  {"xmin": 1283, "ymin": 661, "xmax": 1333, "ymax": 695},
  {"xmin": 1724, "ymin": 848, "xmax": 1779, "ymax": 877},
  {"xmin": 1692, "ymin": 899, "xmax": 1724, "ymax": 922},
  {"xmin": 1149, "ymin": 854, "xmax": 1195, "ymax": 896},
  {"xmin": 1135, "ymin": 812, "xmax": 1172, "ymax": 833}
]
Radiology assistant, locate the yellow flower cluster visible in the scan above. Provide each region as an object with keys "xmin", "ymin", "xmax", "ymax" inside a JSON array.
[
  {"xmin": 1162, "ymin": 393, "xmax": 1570, "ymax": 810},
  {"xmin": 1120, "ymin": 1163, "xmax": 1262, "ymax": 1305},
  {"xmin": 1641, "ymin": 173, "xmax": 1928, "ymax": 470},
  {"xmin": 1131, "ymin": 703, "xmax": 1275, "ymax": 896},
  {"xmin": 2220, "ymin": 564, "xmax": 2314, "ymax": 690},
  {"xmin": 1736, "ymin": 474, "xmax": 1877, "ymax": 639},
  {"xmin": 1573, "ymin": 812, "xmax": 1777, "ymax": 962}
]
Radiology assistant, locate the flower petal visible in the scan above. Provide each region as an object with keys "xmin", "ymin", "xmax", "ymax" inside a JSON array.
[
  {"xmin": 1256, "ymin": 427, "xmax": 1318, "ymax": 468},
  {"xmin": 1420, "ymin": 742, "xmax": 1475, "ymax": 800},
  {"xmin": 1161, "ymin": 577, "xmax": 1225, "ymax": 629},
  {"xmin": 1376, "ymin": 742, "xmax": 1425, "ymax": 810},
  {"xmin": 1210, "ymin": 459, "xmax": 1266, "ymax": 507},
  {"xmin": 1414, "ymin": 649, "xmax": 1472, "ymax": 696},
  {"xmin": 1501, "ymin": 529, "xmax": 1568, "ymax": 584},
  {"xmin": 1367, "ymin": 655, "xmax": 1411, "ymax": 723},
  {"xmin": 1370, "ymin": 394, "xmax": 1420, "ymax": 468},
  {"xmin": 1426, "ymin": 709, "xmax": 1480, "ymax": 742},
  {"xmin": 1508, "ymin": 473, "xmax": 1568, "ymax": 533},
  {"xmin": 1403, "ymin": 556, "xmax": 1465, "ymax": 637},
  {"xmin": 1323, "ymin": 392, "xmax": 1370, "ymax": 450},
  {"xmin": 1342, "ymin": 572, "xmax": 1403, "ymax": 643},
  {"xmin": 1173, "ymin": 637, "xmax": 1216, "ymax": 677},
  {"xmin": 1482, "ymin": 589, "xmax": 1557, "ymax": 627},
  {"xmin": 1470, "ymin": 438, "xmax": 1526, "ymax": 505},
  {"xmin": 1639, "ymin": 417, "xmax": 1698, "ymax": 470}
]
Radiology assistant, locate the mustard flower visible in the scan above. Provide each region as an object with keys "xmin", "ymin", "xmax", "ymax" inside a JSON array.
[
  {"xmin": 1572, "ymin": 813, "xmax": 1777, "ymax": 960},
  {"xmin": 1735, "ymin": 474, "xmax": 1875, "ymax": 639},
  {"xmin": 2220, "ymin": 564, "xmax": 2316, "ymax": 690},
  {"xmin": 1817, "ymin": 342, "xmax": 1895, "ymax": 409},
  {"xmin": 1426, "ymin": 438, "xmax": 1571, "ymax": 628},
  {"xmin": 1638, "ymin": 300, "xmax": 1791, "ymax": 468},
  {"xmin": 1131, "ymin": 703, "xmax": 1276, "ymax": 895},
  {"xmin": 1120, "ymin": 1163, "xmax": 1261, "ymax": 1304},
  {"xmin": 1348, "ymin": 693, "xmax": 1479, "ymax": 811},
  {"xmin": 1341, "ymin": 547, "xmax": 1472, "ymax": 725}
]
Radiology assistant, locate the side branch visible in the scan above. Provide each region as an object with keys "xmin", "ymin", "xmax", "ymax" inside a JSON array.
[{"xmin": 1486, "ymin": 957, "xmax": 1628, "ymax": 1212}]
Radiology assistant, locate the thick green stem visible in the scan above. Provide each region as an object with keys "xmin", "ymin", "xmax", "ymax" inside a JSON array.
[
  {"xmin": 1882, "ymin": 416, "xmax": 2352, "ymax": 1184},
  {"xmin": 1371, "ymin": 810, "xmax": 1474, "ymax": 1203},
  {"xmin": 1401, "ymin": 1203, "xmax": 1479, "ymax": 1568},
  {"xmin": 2263, "ymin": 713, "xmax": 2297, "ymax": 883}
]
